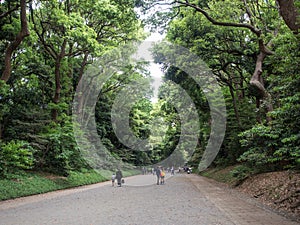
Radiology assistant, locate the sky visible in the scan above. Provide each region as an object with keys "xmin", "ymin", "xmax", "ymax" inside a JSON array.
[
  {"xmin": 147, "ymin": 32, "xmax": 164, "ymax": 102},
  {"xmin": 137, "ymin": 32, "xmax": 165, "ymax": 102},
  {"xmin": 133, "ymin": 4, "xmax": 170, "ymax": 102}
]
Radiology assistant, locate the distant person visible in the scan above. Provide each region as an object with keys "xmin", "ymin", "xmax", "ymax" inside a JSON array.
[
  {"xmin": 156, "ymin": 166, "xmax": 161, "ymax": 185},
  {"xmin": 116, "ymin": 169, "xmax": 123, "ymax": 187},
  {"xmin": 160, "ymin": 168, "xmax": 165, "ymax": 184},
  {"xmin": 142, "ymin": 167, "xmax": 146, "ymax": 175},
  {"xmin": 171, "ymin": 166, "xmax": 175, "ymax": 175},
  {"xmin": 111, "ymin": 173, "xmax": 116, "ymax": 187}
]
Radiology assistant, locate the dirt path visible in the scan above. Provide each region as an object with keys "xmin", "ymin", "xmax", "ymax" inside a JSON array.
[{"xmin": 0, "ymin": 174, "xmax": 298, "ymax": 225}]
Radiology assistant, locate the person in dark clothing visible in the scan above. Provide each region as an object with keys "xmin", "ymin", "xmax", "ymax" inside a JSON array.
[
  {"xmin": 156, "ymin": 166, "xmax": 161, "ymax": 185},
  {"xmin": 116, "ymin": 169, "xmax": 123, "ymax": 187}
]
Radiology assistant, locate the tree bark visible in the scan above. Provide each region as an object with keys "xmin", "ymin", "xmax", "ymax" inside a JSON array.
[
  {"xmin": 1, "ymin": 0, "xmax": 30, "ymax": 82},
  {"xmin": 250, "ymin": 51, "xmax": 266, "ymax": 99},
  {"xmin": 177, "ymin": 0, "xmax": 261, "ymax": 35},
  {"xmin": 249, "ymin": 40, "xmax": 274, "ymax": 123},
  {"xmin": 229, "ymin": 86, "xmax": 242, "ymax": 128},
  {"xmin": 277, "ymin": 0, "xmax": 300, "ymax": 34},
  {"xmin": 76, "ymin": 52, "xmax": 89, "ymax": 116},
  {"xmin": 220, "ymin": 69, "xmax": 242, "ymax": 128},
  {"xmin": 51, "ymin": 40, "xmax": 67, "ymax": 121}
]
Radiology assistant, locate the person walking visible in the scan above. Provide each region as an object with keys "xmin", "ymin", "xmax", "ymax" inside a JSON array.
[
  {"xmin": 116, "ymin": 169, "xmax": 123, "ymax": 187},
  {"xmin": 160, "ymin": 168, "xmax": 165, "ymax": 184},
  {"xmin": 111, "ymin": 173, "xmax": 116, "ymax": 187},
  {"xmin": 171, "ymin": 166, "xmax": 175, "ymax": 175},
  {"xmin": 156, "ymin": 166, "xmax": 161, "ymax": 185}
]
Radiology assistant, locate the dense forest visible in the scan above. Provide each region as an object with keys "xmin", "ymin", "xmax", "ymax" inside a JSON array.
[{"xmin": 0, "ymin": 0, "xmax": 299, "ymax": 179}]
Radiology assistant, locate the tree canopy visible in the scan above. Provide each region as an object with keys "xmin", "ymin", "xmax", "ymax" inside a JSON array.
[{"xmin": 0, "ymin": 0, "xmax": 299, "ymax": 178}]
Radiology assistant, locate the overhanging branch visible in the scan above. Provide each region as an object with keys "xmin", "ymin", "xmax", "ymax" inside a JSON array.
[{"xmin": 176, "ymin": 0, "xmax": 262, "ymax": 36}]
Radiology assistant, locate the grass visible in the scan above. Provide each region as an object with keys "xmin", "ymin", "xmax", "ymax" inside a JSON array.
[{"xmin": 0, "ymin": 168, "xmax": 141, "ymax": 201}]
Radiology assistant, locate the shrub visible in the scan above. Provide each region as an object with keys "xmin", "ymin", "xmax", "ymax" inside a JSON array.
[
  {"xmin": 230, "ymin": 165, "xmax": 253, "ymax": 181},
  {"xmin": 0, "ymin": 140, "xmax": 34, "ymax": 177},
  {"xmin": 38, "ymin": 115, "xmax": 88, "ymax": 175}
]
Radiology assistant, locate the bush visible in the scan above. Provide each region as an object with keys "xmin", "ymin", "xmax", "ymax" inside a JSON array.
[
  {"xmin": 0, "ymin": 140, "xmax": 35, "ymax": 177},
  {"xmin": 230, "ymin": 165, "xmax": 253, "ymax": 181},
  {"xmin": 0, "ymin": 170, "xmax": 107, "ymax": 201},
  {"xmin": 39, "ymin": 116, "xmax": 88, "ymax": 175},
  {"xmin": 238, "ymin": 123, "xmax": 299, "ymax": 170},
  {"xmin": 67, "ymin": 170, "xmax": 106, "ymax": 186}
]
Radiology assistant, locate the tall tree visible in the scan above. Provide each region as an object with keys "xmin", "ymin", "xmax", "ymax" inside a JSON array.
[
  {"xmin": 142, "ymin": 0, "xmax": 299, "ymax": 167},
  {"xmin": 142, "ymin": 0, "xmax": 294, "ymax": 123},
  {"xmin": 31, "ymin": 0, "xmax": 142, "ymax": 121},
  {"xmin": 1, "ymin": 0, "xmax": 30, "ymax": 82}
]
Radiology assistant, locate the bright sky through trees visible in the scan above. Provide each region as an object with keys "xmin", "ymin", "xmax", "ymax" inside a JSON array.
[{"xmin": 134, "ymin": 32, "xmax": 165, "ymax": 102}]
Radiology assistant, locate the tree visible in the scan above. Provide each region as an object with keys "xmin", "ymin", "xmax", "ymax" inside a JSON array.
[
  {"xmin": 30, "ymin": 0, "xmax": 142, "ymax": 121},
  {"xmin": 0, "ymin": 0, "xmax": 145, "ymax": 174},
  {"xmin": 1, "ymin": 0, "xmax": 30, "ymax": 83},
  {"xmin": 239, "ymin": 31, "xmax": 300, "ymax": 170},
  {"xmin": 0, "ymin": 0, "xmax": 30, "ymax": 140},
  {"xmin": 94, "ymin": 65, "xmax": 153, "ymax": 167},
  {"xmin": 142, "ymin": 0, "xmax": 294, "ymax": 123},
  {"xmin": 142, "ymin": 0, "xmax": 299, "ymax": 169}
]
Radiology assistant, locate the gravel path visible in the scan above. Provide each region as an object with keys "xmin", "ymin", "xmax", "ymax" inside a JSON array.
[{"xmin": 0, "ymin": 174, "xmax": 298, "ymax": 225}]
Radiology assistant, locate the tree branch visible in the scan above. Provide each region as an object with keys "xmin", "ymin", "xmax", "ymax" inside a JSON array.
[
  {"xmin": 176, "ymin": 0, "xmax": 262, "ymax": 36},
  {"xmin": 0, "ymin": 4, "xmax": 20, "ymax": 19}
]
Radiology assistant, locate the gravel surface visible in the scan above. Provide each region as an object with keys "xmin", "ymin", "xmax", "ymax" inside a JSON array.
[{"xmin": 0, "ymin": 174, "xmax": 298, "ymax": 225}]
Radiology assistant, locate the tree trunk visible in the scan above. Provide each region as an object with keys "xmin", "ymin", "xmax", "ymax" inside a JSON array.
[
  {"xmin": 229, "ymin": 86, "xmax": 242, "ymax": 128},
  {"xmin": 238, "ymin": 75, "xmax": 245, "ymax": 100},
  {"xmin": 51, "ymin": 40, "xmax": 67, "ymax": 121},
  {"xmin": 1, "ymin": 0, "xmax": 30, "ymax": 82},
  {"xmin": 277, "ymin": 0, "xmax": 300, "ymax": 34},
  {"xmin": 76, "ymin": 52, "xmax": 89, "ymax": 117},
  {"xmin": 250, "ymin": 51, "xmax": 266, "ymax": 99},
  {"xmin": 0, "ymin": 123, "xmax": 2, "ymax": 139},
  {"xmin": 249, "ymin": 45, "xmax": 273, "ymax": 123}
]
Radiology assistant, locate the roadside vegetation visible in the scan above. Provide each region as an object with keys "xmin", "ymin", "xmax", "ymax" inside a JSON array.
[{"xmin": 0, "ymin": 169, "xmax": 139, "ymax": 201}]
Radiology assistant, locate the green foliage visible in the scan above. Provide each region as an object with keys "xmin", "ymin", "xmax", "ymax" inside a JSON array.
[
  {"xmin": 0, "ymin": 170, "xmax": 106, "ymax": 201},
  {"xmin": 0, "ymin": 0, "xmax": 299, "ymax": 185},
  {"xmin": 39, "ymin": 115, "xmax": 87, "ymax": 175},
  {"xmin": 230, "ymin": 165, "xmax": 254, "ymax": 181},
  {"xmin": 158, "ymin": 0, "xmax": 300, "ymax": 175},
  {"xmin": 66, "ymin": 170, "xmax": 105, "ymax": 186},
  {"xmin": 200, "ymin": 165, "xmax": 256, "ymax": 188},
  {"xmin": 200, "ymin": 167, "xmax": 236, "ymax": 184},
  {"xmin": 0, "ymin": 80, "xmax": 10, "ymax": 121},
  {"xmin": 238, "ymin": 123, "xmax": 299, "ymax": 170},
  {"xmin": 94, "ymin": 65, "xmax": 153, "ymax": 166},
  {"xmin": 130, "ymin": 98, "xmax": 153, "ymax": 140},
  {"xmin": 0, "ymin": 0, "xmax": 145, "ymax": 177},
  {"xmin": 0, "ymin": 140, "xmax": 34, "ymax": 177},
  {"xmin": 238, "ymin": 125, "xmax": 279, "ymax": 167},
  {"xmin": 162, "ymin": 3, "xmax": 261, "ymax": 168},
  {"xmin": 238, "ymin": 32, "xmax": 300, "ymax": 171},
  {"xmin": 0, "ymin": 172, "xmax": 62, "ymax": 200}
]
